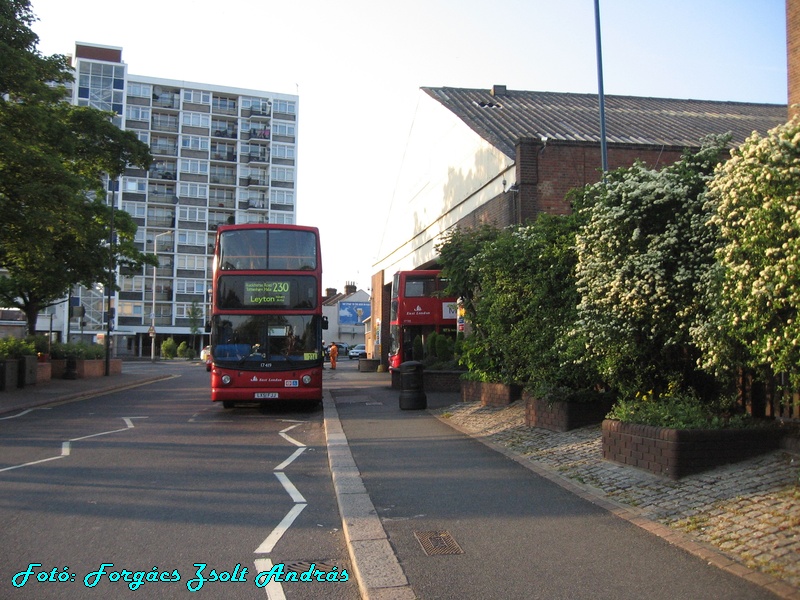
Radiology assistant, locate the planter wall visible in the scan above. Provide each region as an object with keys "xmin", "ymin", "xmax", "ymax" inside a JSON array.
[
  {"xmin": 358, "ymin": 358, "xmax": 381, "ymax": 373},
  {"xmin": 50, "ymin": 358, "xmax": 122, "ymax": 379},
  {"xmin": 602, "ymin": 419, "xmax": 784, "ymax": 479},
  {"xmin": 0, "ymin": 359, "xmax": 19, "ymax": 391},
  {"xmin": 36, "ymin": 362, "xmax": 51, "ymax": 384},
  {"xmin": 461, "ymin": 380, "xmax": 522, "ymax": 406},
  {"xmin": 525, "ymin": 392, "xmax": 615, "ymax": 432}
]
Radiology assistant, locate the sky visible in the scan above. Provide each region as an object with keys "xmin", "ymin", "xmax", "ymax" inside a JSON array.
[{"xmin": 29, "ymin": 0, "xmax": 788, "ymax": 293}]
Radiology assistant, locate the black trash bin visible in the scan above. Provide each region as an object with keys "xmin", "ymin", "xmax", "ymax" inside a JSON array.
[{"xmin": 399, "ymin": 360, "xmax": 426, "ymax": 410}]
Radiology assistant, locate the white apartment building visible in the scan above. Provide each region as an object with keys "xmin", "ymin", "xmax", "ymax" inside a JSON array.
[{"xmin": 37, "ymin": 43, "xmax": 299, "ymax": 356}]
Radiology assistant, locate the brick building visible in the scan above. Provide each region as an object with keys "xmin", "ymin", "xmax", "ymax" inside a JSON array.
[{"xmin": 368, "ymin": 86, "xmax": 786, "ymax": 365}]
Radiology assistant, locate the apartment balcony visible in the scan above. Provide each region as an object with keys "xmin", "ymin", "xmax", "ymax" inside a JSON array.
[
  {"xmin": 210, "ymin": 175, "xmax": 236, "ymax": 186},
  {"xmin": 149, "ymin": 170, "xmax": 177, "ymax": 181},
  {"xmin": 210, "ymin": 151, "xmax": 236, "ymax": 162},
  {"xmin": 244, "ymin": 151, "xmax": 270, "ymax": 164},
  {"xmin": 211, "ymin": 129, "xmax": 237, "ymax": 140},
  {"xmin": 152, "ymin": 143, "xmax": 178, "ymax": 156},
  {"xmin": 249, "ymin": 128, "xmax": 271, "ymax": 141},
  {"xmin": 153, "ymin": 93, "xmax": 180, "ymax": 110},
  {"xmin": 151, "ymin": 116, "xmax": 179, "ymax": 133}
]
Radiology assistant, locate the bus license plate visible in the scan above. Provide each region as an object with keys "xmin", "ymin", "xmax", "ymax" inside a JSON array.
[{"xmin": 255, "ymin": 392, "xmax": 279, "ymax": 399}]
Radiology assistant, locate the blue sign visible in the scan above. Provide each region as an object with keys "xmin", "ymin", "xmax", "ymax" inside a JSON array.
[{"xmin": 339, "ymin": 302, "xmax": 370, "ymax": 326}]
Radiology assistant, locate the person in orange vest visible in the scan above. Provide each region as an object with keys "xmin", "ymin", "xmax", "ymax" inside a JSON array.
[{"xmin": 329, "ymin": 343, "xmax": 339, "ymax": 370}]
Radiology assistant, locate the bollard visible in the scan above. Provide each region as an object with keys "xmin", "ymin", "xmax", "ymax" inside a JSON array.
[{"xmin": 399, "ymin": 360, "xmax": 427, "ymax": 410}]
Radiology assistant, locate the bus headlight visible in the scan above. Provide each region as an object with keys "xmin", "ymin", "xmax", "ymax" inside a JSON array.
[
  {"xmin": 302, "ymin": 375, "xmax": 312, "ymax": 385},
  {"xmin": 221, "ymin": 375, "xmax": 232, "ymax": 385}
]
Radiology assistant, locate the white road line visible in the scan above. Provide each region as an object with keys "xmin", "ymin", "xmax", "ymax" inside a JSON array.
[
  {"xmin": 274, "ymin": 447, "xmax": 305, "ymax": 471},
  {"xmin": 278, "ymin": 424, "xmax": 305, "ymax": 448},
  {"xmin": 254, "ymin": 559, "xmax": 286, "ymax": 600},
  {"xmin": 254, "ymin": 503, "xmax": 307, "ymax": 554},
  {"xmin": 274, "ymin": 471, "xmax": 307, "ymax": 503},
  {"xmin": 0, "ymin": 417, "xmax": 145, "ymax": 473},
  {"xmin": 0, "ymin": 408, "xmax": 51, "ymax": 420}
]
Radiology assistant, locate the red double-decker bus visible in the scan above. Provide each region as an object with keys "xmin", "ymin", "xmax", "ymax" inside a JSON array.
[
  {"xmin": 209, "ymin": 224, "xmax": 327, "ymax": 408},
  {"xmin": 388, "ymin": 270, "xmax": 458, "ymax": 371}
]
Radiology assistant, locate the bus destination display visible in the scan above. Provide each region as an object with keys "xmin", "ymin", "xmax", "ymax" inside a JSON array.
[{"xmin": 244, "ymin": 280, "xmax": 291, "ymax": 305}]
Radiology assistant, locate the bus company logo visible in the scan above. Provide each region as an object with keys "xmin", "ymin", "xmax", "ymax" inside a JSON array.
[{"xmin": 410, "ymin": 305, "xmax": 431, "ymax": 317}]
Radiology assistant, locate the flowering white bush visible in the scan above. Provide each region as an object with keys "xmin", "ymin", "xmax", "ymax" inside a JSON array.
[
  {"xmin": 700, "ymin": 118, "xmax": 800, "ymax": 388},
  {"xmin": 573, "ymin": 137, "xmax": 729, "ymax": 399}
]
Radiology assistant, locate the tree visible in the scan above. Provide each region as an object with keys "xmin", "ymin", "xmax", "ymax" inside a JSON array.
[
  {"xmin": 699, "ymin": 118, "xmax": 800, "ymax": 388},
  {"xmin": 0, "ymin": 0, "xmax": 153, "ymax": 334},
  {"xmin": 572, "ymin": 136, "xmax": 730, "ymax": 400}
]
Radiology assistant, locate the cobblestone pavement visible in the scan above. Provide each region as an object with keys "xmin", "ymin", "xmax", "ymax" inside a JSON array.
[{"xmin": 433, "ymin": 400, "xmax": 800, "ymax": 597}]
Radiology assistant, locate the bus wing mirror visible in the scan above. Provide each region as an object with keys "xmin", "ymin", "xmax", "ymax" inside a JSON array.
[
  {"xmin": 322, "ymin": 316, "xmax": 329, "ymax": 330},
  {"xmin": 205, "ymin": 320, "xmax": 211, "ymax": 333}
]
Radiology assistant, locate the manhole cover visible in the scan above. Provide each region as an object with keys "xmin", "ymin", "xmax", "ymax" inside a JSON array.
[{"xmin": 414, "ymin": 530, "xmax": 464, "ymax": 556}]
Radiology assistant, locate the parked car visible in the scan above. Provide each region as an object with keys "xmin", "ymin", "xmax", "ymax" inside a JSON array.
[
  {"xmin": 201, "ymin": 346, "xmax": 212, "ymax": 371},
  {"xmin": 325, "ymin": 342, "xmax": 350, "ymax": 360},
  {"xmin": 348, "ymin": 344, "xmax": 367, "ymax": 359}
]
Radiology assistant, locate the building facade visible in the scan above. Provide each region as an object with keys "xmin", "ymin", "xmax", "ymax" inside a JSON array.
[
  {"xmin": 369, "ymin": 85, "xmax": 787, "ymax": 365},
  {"xmin": 37, "ymin": 43, "xmax": 299, "ymax": 356}
]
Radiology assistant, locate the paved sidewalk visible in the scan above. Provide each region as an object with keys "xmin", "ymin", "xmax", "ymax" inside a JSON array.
[
  {"xmin": 0, "ymin": 361, "xmax": 175, "ymax": 417},
  {"xmin": 432, "ymin": 399, "xmax": 800, "ymax": 600}
]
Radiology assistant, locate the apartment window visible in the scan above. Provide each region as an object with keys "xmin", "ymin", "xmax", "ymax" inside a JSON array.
[
  {"xmin": 128, "ymin": 83, "xmax": 152, "ymax": 98},
  {"xmin": 177, "ymin": 254, "xmax": 206, "ymax": 271},
  {"xmin": 179, "ymin": 183, "xmax": 208, "ymax": 199},
  {"xmin": 123, "ymin": 178, "xmax": 147, "ymax": 193},
  {"xmin": 273, "ymin": 100, "xmax": 296, "ymax": 115},
  {"xmin": 135, "ymin": 131, "xmax": 150, "ymax": 144},
  {"xmin": 121, "ymin": 202, "xmax": 146, "ymax": 218},
  {"xmin": 178, "ymin": 206, "xmax": 207, "ymax": 222},
  {"xmin": 183, "ymin": 90, "xmax": 211, "ymax": 104},
  {"xmin": 181, "ymin": 135, "xmax": 210, "ymax": 151},
  {"xmin": 118, "ymin": 302, "xmax": 144, "ymax": 317},
  {"xmin": 182, "ymin": 112, "xmax": 210, "ymax": 128},
  {"xmin": 271, "ymin": 189, "xmax": 295, "ymax": 206},
  {"xmin": 180, "ymin": 159, "xmax": 209, "ymax": 176},
  {"xmin": 269, "ymin": 212, "xmax": 294, "ymax": 225},
  {"xmin": 272, "ymin": 144, "xmax": 295, "ymax": 160},
  {"xmin": 273, "ymin": 122, "xmax": 295, "ymax": 137},
  {"xmin": 176, "ymin": 303, "xmax": 206, "ymax": 319},
  {"xmin": 212, "ymin": 97, "xmax": 237, "ymax": 112},
  {"xmin": 176, "ymin": 279, "xmax": 206, "ymax": 294},
  {"xmin": 120, "ymin": 276, "xmax": 145, "ymax": 292},
  {"xmin": 271, "ymin": 167, "xmax": 294, "ymax": 182},
  {"xmin": 177, "ymin": 230, "xmax": 207, "ymax": 247}
]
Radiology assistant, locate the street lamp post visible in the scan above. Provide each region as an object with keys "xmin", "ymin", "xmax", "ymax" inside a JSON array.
[{"xmin": 151, "ymin": 231, "xmax": 171, "ymax": 362}]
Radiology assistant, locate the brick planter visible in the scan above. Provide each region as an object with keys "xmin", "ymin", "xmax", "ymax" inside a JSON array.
[
  {"xmin": 50, "ymin": 359, "xmax": 122, "ymax": 379},
  {"xmin": 36, "ymin": 362, "xmax": 51, "ymax": 383},
  {"xmin": 602, "ymin": 419, "xmax": 784, "ymax": 479},
  {"xmin": 460, "ymin": 380, "xmax": 522, "ymax": 406},
  {"xmin": 525, "ymin": 392, "xmax": 615, "ymax": 432}
]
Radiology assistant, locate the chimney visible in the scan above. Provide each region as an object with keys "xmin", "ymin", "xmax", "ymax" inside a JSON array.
[
  {"xmin": 491, "ymin": 85, "xmax": 507, "ymax": 97},
  {"xmin": 325, "ymin": 288, "xmax": 337, "ymax": 298},
  {"xmin": 344, "ymin": 281, "xmax": 357, "ymax": 295}
]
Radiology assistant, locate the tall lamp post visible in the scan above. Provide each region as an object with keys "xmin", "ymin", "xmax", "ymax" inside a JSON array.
[
  {"xmin": 151, "ymin": 231, "xmax": 171, "ymax": 361},
  {"xmin": 105, "ymin": 178, "xmax": 118, "ymax": 377}
]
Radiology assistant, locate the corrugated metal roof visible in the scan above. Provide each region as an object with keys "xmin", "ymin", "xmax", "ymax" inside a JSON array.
[{"xmin": 422, "ymin": 87, "xmax": 788, "ymax": 157}]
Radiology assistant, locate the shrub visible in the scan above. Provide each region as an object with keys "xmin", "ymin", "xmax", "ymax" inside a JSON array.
[
  {"xmin": 177, "ymin": 341, "xmax": 189, "ymax": 358},
  {"xmin": 161, "ymin": 337, "xmax": 177, "ymax": 359},
  {"xmin": 49, "ymin": 342, "xmax": 104, "ymax": 359},
  {"xmin": 0, "ymin": 337, "xmax": 36, "ymax": 359},
  {"xmin": 606, "ymin": 390, "xmax": 752, "ymax": 429},
  {"xmin": 412, "ymin": 335, "xmax": 423, "ymax": 361}
]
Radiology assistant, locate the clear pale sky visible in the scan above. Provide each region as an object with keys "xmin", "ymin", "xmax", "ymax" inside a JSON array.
[{"xmin": 29, "ymin": 0, "xmax": 788, "ymax": 293}]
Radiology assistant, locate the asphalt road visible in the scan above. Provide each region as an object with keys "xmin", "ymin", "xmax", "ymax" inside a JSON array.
[{"xmin": 0, "ymin": 363, "xmax": 359, "ymax": 600}]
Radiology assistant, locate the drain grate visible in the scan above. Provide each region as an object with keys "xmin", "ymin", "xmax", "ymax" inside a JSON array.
[
  {"xmin": 414, "ymin": 530, "xmax": 464, "ymax": 556},
  {"xmin": 283, "ymin": 560, "xmax": 340, "ymax": 574}
]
